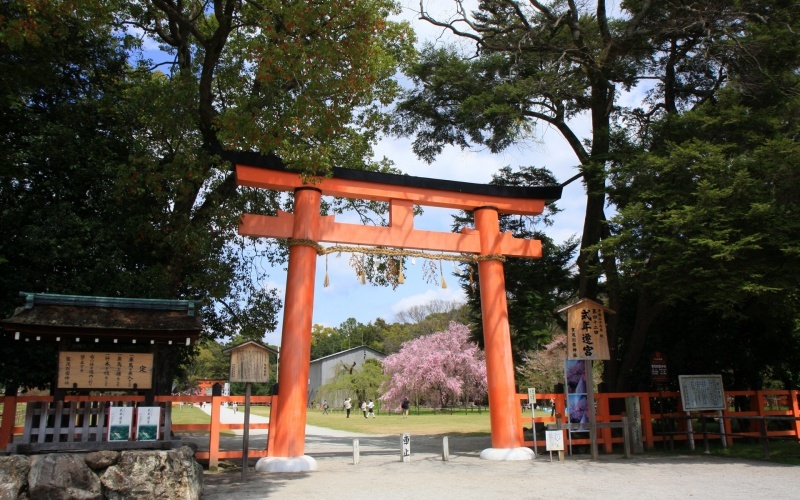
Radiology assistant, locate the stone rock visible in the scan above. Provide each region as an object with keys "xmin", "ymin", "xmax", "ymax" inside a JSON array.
[
  {"xmin": 28, "ymin": 454, "xmax": 102, "ymax": 500},
  {"xmin": 84, "ymin": 450, "xmax": 120, "ymax": 471},
  {"xmin": 0, "ymin": 455, "xmax": 30, "ymax": 500},
  {"xmin": 101, "ymin": 446, "xmax": 202, "ymax": 500}
]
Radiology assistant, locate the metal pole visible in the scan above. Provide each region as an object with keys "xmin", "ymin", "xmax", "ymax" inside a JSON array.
[
  {"xmin": 241, "ymin": 382, "xmax": 251, "ymax": 480},
  {"xmin": 587, "ymin": 360, "xmax": 598, "ymax": 459}
]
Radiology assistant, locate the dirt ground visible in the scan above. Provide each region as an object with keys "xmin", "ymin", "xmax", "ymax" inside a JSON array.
[{"xmin": 196, "ymin": 428, "xmax": 798, "ymax": 499}]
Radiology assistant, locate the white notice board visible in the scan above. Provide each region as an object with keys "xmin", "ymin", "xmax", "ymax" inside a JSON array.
[
  {"xmin": 678, "ymin": 375, "xmax": 726, "ymax": 411},
  {"xmin": 545, "ymin": 430, "xmax": 564, "ymax": 451}
]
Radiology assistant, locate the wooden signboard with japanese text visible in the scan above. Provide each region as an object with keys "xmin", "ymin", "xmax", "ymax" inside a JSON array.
[
  {"xmin": 564, "ymin": 299, "xmax": 611, "ymax": 360},
  {"xmin": 57, "ymin": 352, "xmax": 153, "ymax": 389},
  {"xmin": 228, "ymin": 344, "xmax": 271, "ymax": 383}
]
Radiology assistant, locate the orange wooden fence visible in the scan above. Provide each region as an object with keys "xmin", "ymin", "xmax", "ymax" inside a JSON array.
[
  {"xmin": 0, "ymin": 394, "xmax": 273, "ymax": 468},
  {"xmin": 517, "ymin": 389, "xmax": 800, "ymax": 452},
  {"xmin": 3, "ymin": 390, "xmax": 799, "ymax": 462}
]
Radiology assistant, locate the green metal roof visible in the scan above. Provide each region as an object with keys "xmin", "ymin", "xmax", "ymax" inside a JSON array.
[{"xmin": 20, "ymin": 292, "xmax": 199, "ymax": 317}]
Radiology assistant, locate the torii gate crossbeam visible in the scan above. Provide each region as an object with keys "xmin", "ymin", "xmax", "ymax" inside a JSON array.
[{"xmin": 232, "ymin": 156, "xmax": 563, "ymax": 471}]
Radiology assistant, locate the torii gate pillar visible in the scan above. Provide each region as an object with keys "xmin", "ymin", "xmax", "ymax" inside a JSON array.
[
  {"xmin": 255, "ymin": 187, "xmax": 321, "ymax": 473},
  {"xmin": 475, "ymin": 207, "xmax": 534, "ymax": 460}
]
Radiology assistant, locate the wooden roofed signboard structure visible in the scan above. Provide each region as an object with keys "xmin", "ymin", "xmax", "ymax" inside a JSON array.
[
  {"xmin": 0, "ymin": 292, "xmax": 202, "ymax": 396},
  {"xmin": 225, "ymin": 150, "xmax": 563, "ymax": 471}
]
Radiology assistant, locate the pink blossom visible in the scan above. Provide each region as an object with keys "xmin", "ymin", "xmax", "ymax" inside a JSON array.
[{"xmin": 380, "ymin": 322, "xmax": 487, "ymax": 408}]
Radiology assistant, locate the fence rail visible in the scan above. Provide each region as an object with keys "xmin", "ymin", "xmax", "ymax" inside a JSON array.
[
  {"xmin": 517, "ymin": 389, "xmax": 800, "ymax": 454},
  {"xmin": 2, "ymin": 389, "xmax": 798, "ymax": 463},
  {"xmin": 0, "ymin": 394, "xmax": 273, "ymax": 468}
]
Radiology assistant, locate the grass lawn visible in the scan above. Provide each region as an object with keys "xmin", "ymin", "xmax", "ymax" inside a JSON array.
[
  {"xmin": 700, "ymin": 439, "xmax": 800, "ymax": 466},
  {"xmin": 248, "ymin": 406, "xmax": 550, "ymax": 436},
  {"xmin": 170, "ymin": 404, "xmax": 211, "ymax": 425}
]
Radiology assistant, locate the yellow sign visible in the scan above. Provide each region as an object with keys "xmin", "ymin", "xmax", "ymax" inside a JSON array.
[
  {"xmin": 229, "ymin": 344, "xmax": 270, "ymax": 383},
  {"xmin": 563, "ymin": 299, "xmax": 612, "ymax": 360},
  {"xmin": 58, "ymin": 352, "xmax": 153, "ymax": 389}
]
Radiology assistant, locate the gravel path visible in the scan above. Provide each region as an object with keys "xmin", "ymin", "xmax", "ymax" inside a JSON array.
[{"xmin": 194, "ymin": 417, "xmax": 798, "ymax": 500}]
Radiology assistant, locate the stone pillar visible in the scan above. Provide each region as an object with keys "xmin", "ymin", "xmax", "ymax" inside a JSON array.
[
  {"xmin": 256, "ymin": 188, "xmax": 320, "ymax": 473},
  {"xmin": 475, "ymin": 207, "xmax": 534, "ymax": 461}
]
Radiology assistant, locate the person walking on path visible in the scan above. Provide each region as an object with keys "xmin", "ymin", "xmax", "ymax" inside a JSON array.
[
  {"xmin": 322, "ymin": 400, "xmax": 329, "ymax": 414},
  {"xmin": 233, "ymin": 402, "xmax": 238, "ymax": 414},
  {"xmin": 401, "ymin": 397, "xmax": 410, "ymax": 418},
  {"xmin": 361, "ymin": 400, "xmax": 368, "ymax": 418},
  {"xmin": 344, "ymin": 398, "xmax": 352, "ymax": 418},
  {"xmin": 367, "ymin": 399, "xmax": 376, "ymax": 418}
]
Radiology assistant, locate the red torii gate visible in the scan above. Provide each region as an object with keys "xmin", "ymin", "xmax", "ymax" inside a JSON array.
[{"xmin": 231, "ymin": 153, "xmax": 562, "ymax": 471}]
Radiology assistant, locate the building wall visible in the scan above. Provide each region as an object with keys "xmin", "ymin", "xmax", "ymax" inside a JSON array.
[{"xmin": 307, "ymin": 346, "xmax": 385, "ymax": 406}]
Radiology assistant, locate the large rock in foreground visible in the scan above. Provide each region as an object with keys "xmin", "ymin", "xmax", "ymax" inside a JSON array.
[
  {"xmin": 0, "ymin": 446, "xmax": 202, "ymax": 500},
  {"xmin": 101, "ymin": 446, "xmax": 203, "ymax": 499},
  {"xmin": 28, "ymin": 454, "xmax": 102, "ymax": 500},
  {"xmin": 0, "ymin": 455, "xmax": 30, "ymax": 500}
]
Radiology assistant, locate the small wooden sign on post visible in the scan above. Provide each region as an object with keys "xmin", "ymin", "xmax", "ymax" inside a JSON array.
[
  {"xmin": 223, "ymin": 340, "xmax": 277, "ymax": 479},
  {"xmin": 227, "ymin": 341, "xmax": 272, "ymax": 383}
]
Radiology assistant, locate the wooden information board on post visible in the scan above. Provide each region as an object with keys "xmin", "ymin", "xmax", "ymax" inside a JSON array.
[
  {"xmin": 228, "ymin": 342, "xmax": 272, "ymax": 383},
  {"xmin": 223, "ymin": 340, "xmax": 277, "ymax": 478},
  {"xmin": 558, "ymin": 298, "xmax": 614, "ymax": 459}
]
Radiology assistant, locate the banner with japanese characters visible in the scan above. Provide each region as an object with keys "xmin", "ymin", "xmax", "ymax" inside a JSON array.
[
  {"xmin": 58, "ymin": 352, "xmax": 153, "ymax": 389},
  {"xmin": 136, "ymin": 406, "xmax": 161, "ymax": 441},
  {"xmin": 563, "ymin": 299, "xmax": 611, "ymax": 360},
  {"xmin": 108, "ymin": 406, "xmax": 133, "ymax": 441}
]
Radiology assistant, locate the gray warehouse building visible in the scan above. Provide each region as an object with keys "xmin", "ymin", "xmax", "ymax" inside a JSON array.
[{"xmin": 308, "ymin": 345, "xmax": 385, "ymax": 405}]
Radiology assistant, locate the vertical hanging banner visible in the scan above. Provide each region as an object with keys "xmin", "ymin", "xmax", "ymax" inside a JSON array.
[{"xmin": 559, "ymin": 298, "xmax": 613, "ymax": 360}]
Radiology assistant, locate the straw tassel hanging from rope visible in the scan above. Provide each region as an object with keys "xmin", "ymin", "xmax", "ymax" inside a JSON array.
[
  {"xmin": 323, "ymin": 253, "xmax": 330, "ymax": 287},
  {"xmin": 398, "ymin": 256, "xmax": 405, "ymax": 284}
]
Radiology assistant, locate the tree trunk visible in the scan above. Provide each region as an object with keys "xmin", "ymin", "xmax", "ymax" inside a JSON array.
[{"xmin": 614, "ymin": 290, "xmax": 665, "ymax": 391}]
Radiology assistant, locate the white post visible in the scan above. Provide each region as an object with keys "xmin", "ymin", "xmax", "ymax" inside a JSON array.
[
  {"xmin": 401, "ymin": 433, "xmax": 411, "ymax": 462},
  {"xmin": 717, "ymin": 409, "xmax": 727, "ymax": 449},
  {"xmin": 528, "ymin": 387, "xmax": 537, "ymax": 456},
  {"xmin": 353, "ymin": 439, "xmax": 360, "ymax": 465},
  {"xmin": 442, "ymin": 436, "xmax": 449, "ymax": 461}
]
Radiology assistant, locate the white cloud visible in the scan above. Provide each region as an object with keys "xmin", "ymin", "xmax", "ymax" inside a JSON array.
[{"xmin": 390, "ymin": 287, "xmax": 466, "ymax": 318}]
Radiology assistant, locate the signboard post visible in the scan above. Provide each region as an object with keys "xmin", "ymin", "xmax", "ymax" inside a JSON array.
[
  {"xmin": 527, "ymin": 388, "xmax": 537, "ymax": 456},
  {"xmin": 223, "ymin": 340, "xmax": 275, "ymax": 479},
  {"xmin": 678, "ymin": 375, "xmax": 726, "ymax": 452},
  {"xmin": 559, "ymin": 298, "xmax": 614, "ymax": 460},
  {"xmin": 624, "ymin": 396, "xmax": 644, "ymax": 454}
]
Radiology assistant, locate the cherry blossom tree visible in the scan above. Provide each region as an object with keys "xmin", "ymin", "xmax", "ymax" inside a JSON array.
[{"xmin": 380, "ymin": 322, "xmax": 487, "ymax": 410}]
